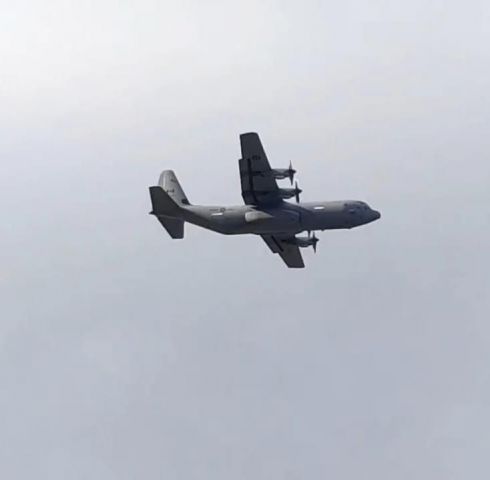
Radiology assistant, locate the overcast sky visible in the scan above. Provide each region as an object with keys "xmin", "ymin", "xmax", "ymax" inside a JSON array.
[{"xmin": 1, "ymin": 1, "xmax": 490, "ymax": 479}]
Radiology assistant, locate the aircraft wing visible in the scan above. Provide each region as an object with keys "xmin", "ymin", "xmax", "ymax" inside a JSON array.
[
  {"xmin": 239, "ymin": 132, "xmax": 282, "ymax": 206},
  {"xmin": 261, "ymin": 235, "xmax": 305, "ymax": 269}
]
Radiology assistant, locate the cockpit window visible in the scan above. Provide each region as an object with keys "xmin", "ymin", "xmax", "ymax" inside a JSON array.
[
  {"xmin": 345, "ymin": 202, "xmax": 368, "ymax": 213},
  {"xmin": 353, "ymin": 201, "xmax": 369, "ymax": 211}
]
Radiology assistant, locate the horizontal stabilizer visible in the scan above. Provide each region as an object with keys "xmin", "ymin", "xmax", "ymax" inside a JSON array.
[
  {"xmin": 149, "ymin": 186, "xmax": 181, "ymax": 216},
  {"xmin": 149, "ymin": 186, "xmax": 184, "ymax": 239},
  {"xmin": 156, "ymin": 216, "xmax": 184, "ymax": 239}
]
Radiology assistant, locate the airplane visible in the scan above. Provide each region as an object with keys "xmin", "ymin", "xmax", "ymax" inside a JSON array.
[{"xmin": 149, "ymin": 132, "xmax": 381, "ymax": 268}]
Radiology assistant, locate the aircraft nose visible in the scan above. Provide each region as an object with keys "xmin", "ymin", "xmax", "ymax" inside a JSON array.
[{"xmin": 372, "ymin": 210, "xmax": 381, "ymax": 220}]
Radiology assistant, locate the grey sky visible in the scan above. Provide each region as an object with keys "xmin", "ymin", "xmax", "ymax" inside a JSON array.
[{"xmin": 1, "ymin": 1, "xmax": 490, "ymax": 478}]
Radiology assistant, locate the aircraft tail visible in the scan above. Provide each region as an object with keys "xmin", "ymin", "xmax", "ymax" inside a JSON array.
[
  {"xmin": 158, "ymin": 170, "xmax": 191, "ymax": 206},
  {"xmin": 149, "ymin": 186, "xmax": 185, "ymax": 239}
]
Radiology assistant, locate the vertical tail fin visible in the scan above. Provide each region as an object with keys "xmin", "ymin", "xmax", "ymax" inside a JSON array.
[
  {"xmin": 149, "ymin": 171, "xmax": 189, "ymax": 240},
  {"xmin": 159, "ymin": 170, "xmax": 191, "ymax": 206}
]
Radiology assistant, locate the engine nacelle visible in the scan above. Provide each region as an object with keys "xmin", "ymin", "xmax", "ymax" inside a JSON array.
[
  {"xmin": 278, "ymin": 188, "xmax": 296, "ymax": 199},
  {"xmin": 272, "ymin": 162, "xmax": 296, "ymax": 184},
  {"xmin": 285, "ymin": 233, "xmax": 319, "ymax": 252},
  {"xmin": 279, "ymin": 183, "xmax": 302, "ymax": 202}
]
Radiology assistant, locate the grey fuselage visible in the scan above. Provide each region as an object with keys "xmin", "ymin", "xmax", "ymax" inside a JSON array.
[{"xmin": 176, "ymin": 200, "xmax": 381, "ymax": 236}]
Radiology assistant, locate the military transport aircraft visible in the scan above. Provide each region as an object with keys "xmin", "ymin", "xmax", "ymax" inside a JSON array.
[{"xmin": 149, "ymin": 132, "xmax": 381, "ymax": 268}]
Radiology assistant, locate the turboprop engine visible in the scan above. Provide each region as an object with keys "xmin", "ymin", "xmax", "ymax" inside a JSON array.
[
  {"xmin": 279, "ymin": 181, "xmax": 302, "ymax": 203},
  {"xmin": 285, "ymin": 232, "xmax": 319, "ymax": 252},
  {"xmin": 272, "ymin": 161, "xmax": 296, "ymax": 184}
]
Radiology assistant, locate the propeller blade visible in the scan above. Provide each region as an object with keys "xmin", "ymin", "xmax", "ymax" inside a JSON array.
[
  {"xmin": 288, "ymin": 161, "xmax": 295, "ymax": 185},
  {"xmin": 294, "ymin": 181, "xmax": 302, "ymax": 203},
  {"xmin": 312, "ymin": 232, "xmax": 318, "ymax": 253}
]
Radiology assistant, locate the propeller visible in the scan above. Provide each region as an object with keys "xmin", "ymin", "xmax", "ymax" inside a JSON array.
[
  {"xmin": 309, "ymin": 231, "xmax": 319, "ymax": 253},
  {"xmin": 288, "ymin": 161, "xmax": 296, "ymax": 185},
  {"xmin": 294, "ymin": 181, "xmax": 302, "ymax": 203}
]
